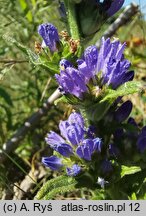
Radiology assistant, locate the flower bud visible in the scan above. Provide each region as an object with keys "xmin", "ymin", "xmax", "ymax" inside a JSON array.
[{"xmin": 38, "ymin": 23, "xmax": 60, "ymax": 52}]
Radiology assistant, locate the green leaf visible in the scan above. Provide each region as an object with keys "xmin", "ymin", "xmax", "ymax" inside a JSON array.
[
  {"xmin": 19, "ymin": 0, "xmax": 27, "ymax": 10},
  {"xmin": 121, "ymin": 165, "xmax": 141, "ymax": 178},
  {"xmin": 35, "ymin": 175, "xmax": 76, "ymax": 200},
  {"xmin": 2, "ymin": 34, "xmax": 31, "ymax": 55},
  {"xmin": 54, "ymin": 96, "xmax": 68, "ymax": 105},
  {"xmin": 26, "ymin": 10, "xmax": 33, "ymax": 22},
  {"xmin": 43, "ymin": 184, "xmax": 76, "ymax": 200},
  {"xmin": 129, "ymin": 192, "xmax": 137, "ymax": 200},
  {"xmin": 101, "ymin": 81, "xmax": 143, "ymax": 103},
  {"xmin": 27, "ymin": 49, "xmax": 58, "ymax": 74},
  {"xmin": 83, "ymin": 100, "xmax": 111, "ymax": 121},
  {"xmin": 19, "ymin": 0, "xmax": 33, "ymax": 22}
]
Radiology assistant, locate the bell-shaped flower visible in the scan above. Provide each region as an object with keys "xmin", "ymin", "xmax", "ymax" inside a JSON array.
[
  {"xmin": 99, "ymin": 38, "xmax": 133, "ymax": 89},
  {"xmin": 56, "ymin": 37, "xmax": 133, "ymax": 99},
  {"xmin": 66, "ymin": 164, "xmax": 81, "ymax": 176},
  {"xmin": 59, "ymin": 112, "xmax": 85, "ymax": 144},
  {"xmin": 45, "ymin": 131, "xmax": 73, "ymax": 157},
  {"xmin": 38, "ymin": 23, "xmax": 60, "ymax": 52},
  {"xmin": 93, "ymin": 137, "xmax": 102, "ymax": 152},
  {"xmin": 68, "ymin": 112, "xmax": 84, "ymax": 127},
  {"xmin": 45, "ymin": 131, "xmax": 65, "ymax": 149},
  {"xmin": 66, "ymin": 124, "xmax": 85, "ymax": 145},
  {"xmin": 42, "ymin": 156, "xmax": 63, "ymax": 170},
  {"xmin": 114, "ymin": 100, "xmax": 133, "ymax": 123},
  {"xmin": 55, "ymin": 67, "xmax": 88, "ymax": 98},
  {"xmin": 76, "ymin": 138, "xmax": 102, "ymax": 161}
]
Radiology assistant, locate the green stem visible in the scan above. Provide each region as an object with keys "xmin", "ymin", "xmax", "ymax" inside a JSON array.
[
  {"xmin": 79, "ymin": 107, "xmax": 91, "ymax": 128},
  {"xmin": 64, "ymin": 1, "xmax": 80, "ymax": 40}
]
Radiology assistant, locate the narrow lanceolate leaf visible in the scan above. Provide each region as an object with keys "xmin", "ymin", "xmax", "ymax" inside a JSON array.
[
  {"xmin": 35, "ymin": 175, "xmax": 76, "ymax": 200},
  {"xmin": 121, "ymin": 165, "xmax": 141, "ymax": 178},
  {"xmin": 101, "ymin": 81, "xmax": 143, "ymax": 103},
  {"xmin": 43, "ymin": 184, "xmax": 76, "ymax": 200}
]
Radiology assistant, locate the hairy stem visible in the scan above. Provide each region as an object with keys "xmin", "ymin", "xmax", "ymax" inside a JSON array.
[{"xmin": 64, "ymin": 0, "xmax": 80, "ymax": 40}]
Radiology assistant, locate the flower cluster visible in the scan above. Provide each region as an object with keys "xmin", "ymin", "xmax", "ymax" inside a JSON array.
[
  {"xmin": 55, "ymin": 37, "xmax": 134, "ymax": 99},
  {"xmin": 42, "ymin": 112, "xmax": 102, "ymax": 176},
  {"xmin": 35, "ymin": 0, "xmax": 146, "ymax": 198},
  {"xmin": 42, "ymin": 105, "xmax": 146, "ymax": 187}
]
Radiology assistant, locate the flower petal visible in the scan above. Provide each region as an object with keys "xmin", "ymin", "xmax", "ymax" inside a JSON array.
[
  {"xmin": 66, "ymin": 164, "xmax": 81, "ymax": 176},
  {"xmin": 42, "ymin": 156, "xmax": 63, "ymax": 170}
]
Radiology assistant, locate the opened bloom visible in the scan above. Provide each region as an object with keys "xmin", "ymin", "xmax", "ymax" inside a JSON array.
[
  {"xmin": 45, "ymin": 112, "xmax": 101, "ymax": 160},
  {"xmin": 56, "ymin": 37, "xmax": 133, "ymax": 98}
]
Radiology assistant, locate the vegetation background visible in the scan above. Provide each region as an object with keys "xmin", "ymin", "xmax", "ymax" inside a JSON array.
[{"xmin": 0, "ymin": 0, "xmax": 146, "ymax": 199}]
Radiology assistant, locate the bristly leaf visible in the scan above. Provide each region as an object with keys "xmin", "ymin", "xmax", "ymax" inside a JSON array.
[
  {"xmin": 43, "ymin": 183, "xmax": 76, "ymax": 200},
  {"xmin": 35, "ymin": 175, "xmax": 76, "ymax": 200},
  {"xmin": 101, "ymin": 81, "xmax": 143, "ymax": 103}
]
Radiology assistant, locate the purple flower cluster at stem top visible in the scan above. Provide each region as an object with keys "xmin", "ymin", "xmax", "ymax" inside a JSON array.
[
  {"xmin": 55, "ymin": 37, "xmax": 133, "ymax": 99},
  {"xmin": 42, "ymin": 112, "xmax": 102, "ymax": 176}
]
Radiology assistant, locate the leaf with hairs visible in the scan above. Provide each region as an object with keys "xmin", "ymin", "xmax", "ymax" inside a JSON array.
[
  {"xmin": 35, "ymin": 175, "xmax": 76, "ymax": 200},
  {"xmin": 101, "ymin": 81, "xmax": 143, "ymax": 103}
]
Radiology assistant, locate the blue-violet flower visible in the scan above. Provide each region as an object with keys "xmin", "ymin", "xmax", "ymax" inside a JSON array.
[
  {"xmin": 66, "ymin": 164, "xmax": 81, "ymax": 176},
  {"xmin": 38, "ymin": 23, "xmax": 59, "ymax": 52},
  {"xmin": 43, "ymin": 112, "xmax": 102, "ymax": 175},
  {"xmin": 42, "ymin": 156, "xmax": 63, "ymax": 171},
  {"xmin": 55, "ymin": 37, "xmax": 133, "ymax": 98}
]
